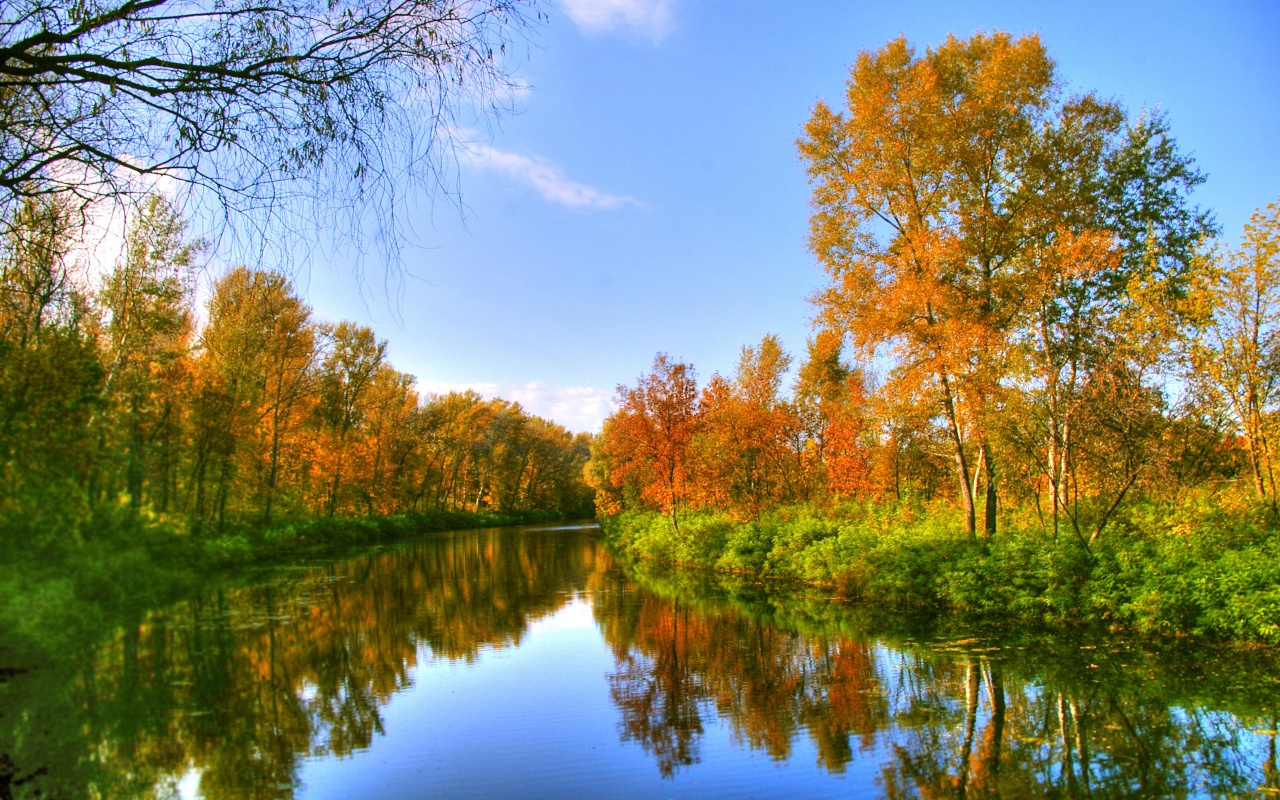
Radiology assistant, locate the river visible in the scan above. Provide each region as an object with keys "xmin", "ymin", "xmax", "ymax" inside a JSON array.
[{"xmin": 2, "ymin": 523, "xmax": 1277, "ymax": 798}]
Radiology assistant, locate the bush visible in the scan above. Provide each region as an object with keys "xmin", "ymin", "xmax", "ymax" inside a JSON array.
[
  {"xmin": 717, "ymin": 520, "xmax": 776, "ymax": 574},
  {"xmin": 205, "ymin": 533, "xmax": 253, "ymax": 565},
  {"xmin": 599, "ymin": 490, "xmax": 1280, "ymax": 644}
]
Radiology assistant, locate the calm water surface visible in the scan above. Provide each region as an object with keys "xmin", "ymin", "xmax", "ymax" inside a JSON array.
[{"xmin": 3, "ymin": 523, "xmax": 1279, "ymax": 798}]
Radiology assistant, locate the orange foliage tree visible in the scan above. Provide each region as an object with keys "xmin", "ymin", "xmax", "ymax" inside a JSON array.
[
  {"xmin": 793, "ymin": 331, "xmax": 880, "ymax": 501},
  {"xmin": 692, "ymin": 335, "xmax": 803, "ymax": 517},
  {"xmin": 601, "ymin": 354, "xmax": 699, "ymax": 531},
  {"xmin": 799, "ymin": 32, "xmax": 1061, "ymax": 536},
  {"xmin": 1189, "ymin": 201, "xmax": 1280, "ymax": 512},
  {"xmin": 799, "ymin": 31, "xmax": 1213, "ymax": 538}
]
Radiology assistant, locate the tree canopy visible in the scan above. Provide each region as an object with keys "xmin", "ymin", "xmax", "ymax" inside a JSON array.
[
  {"xmin": 0, "ymin": 0, "xmax": 539, "ymax": 257},
  {"xmin": 796, "ymin": 32, "xmax": 1213, "ymax": 537}
]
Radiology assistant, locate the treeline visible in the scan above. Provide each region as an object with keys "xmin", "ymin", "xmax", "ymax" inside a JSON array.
[
  {"xmin": 0, "ymin": 193, "xmax": 593, "ymax": 549},
  {"xmin": 588, "ymin": 32, "xmax": 1278, "ymax": 546}
]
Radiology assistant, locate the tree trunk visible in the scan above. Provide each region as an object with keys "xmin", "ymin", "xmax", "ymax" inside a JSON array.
[
  {"xmin": 941, "ymin": 373, "xmax": 976, "ymax": 537},
  {"xmin": 983, "ymin": 443, "xmax": 997, "ymax": 538}
]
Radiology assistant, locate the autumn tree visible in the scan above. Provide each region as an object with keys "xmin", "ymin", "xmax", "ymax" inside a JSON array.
[
  {"xmin": 545, "ymin": 430, "xmax": 595, "ymax": 516},
  {"xmin": 800, "ymin": 32, "xmax": 1213, "ymax": 538},
  {"xmin": 602, "ymin": 354, "xmax": 699, "ymax": 532},
  {"xmin": 191, "ymin": 267, "xmax": 320, "ymax": 529},
  {"xmin": 317, "ymin": 322, "xmax": 386, "ymax": 516},
  {"xmin": 506, "ymin": 415, "xmax": 587, "ymax": 512},
  {"xmin": 412, "ymin": 390, "xmax": 494, "ymax": 512},
  {"xmin": 693, "ymin": 335, "xmax": 800, "ymax": 517},
  {"xmin": 800, "ymin": 33, "xmax": 1057, "ymax": 536},
  {"xmin": 253, "ymin": 289, "xmax": 321, "ymax": 523},
  {"xmin": 792, "ymin": 331, "xmax": 881, "ymax": 501},
  {"xmin": 1189, "ymin": 201, "xmax": 1280, "ymax": 512},
  {"xmin": 585, "ymin": 417, "xmax": 627, "ymax": 516},
  {"xmin": 356, "ymin": 365, "xmax": 422, "ymax": 514}
]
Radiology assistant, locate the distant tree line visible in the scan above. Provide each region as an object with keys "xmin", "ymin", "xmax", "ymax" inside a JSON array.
[
  {"xmin": 589, "ymin": 33, "xmax": 1280, "ymax": 550},
  {"xmin": 0, "ymin": 193, "xmax": 592, "ymax": 545}
]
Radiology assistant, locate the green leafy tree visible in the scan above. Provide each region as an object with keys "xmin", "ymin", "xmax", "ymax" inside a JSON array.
[{"xmin": 0, "ymin": 196, "xmax": 100, "ymax": 541}]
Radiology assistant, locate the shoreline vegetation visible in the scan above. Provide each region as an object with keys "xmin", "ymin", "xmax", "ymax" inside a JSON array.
[
  {"xmin": 599, "ymin": 498, "xmax": 1280, "ymax": 645},
  {"xmin": 1, "ymin": 193, "xmax": 597, "ymax": 664},
  {"xmin": 0, "ymin": 509, "xmax": 574, "ymax": 665}
]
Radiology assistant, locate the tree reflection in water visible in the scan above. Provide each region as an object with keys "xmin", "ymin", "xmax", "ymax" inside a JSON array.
[
  {"xmin": 3, "ymin": 527, "xmax": 601, "ymax": 798},
  {"xmin": 1, "ymin": 527, "xmax": 1277, "ymax": 798},
  {"xmin": 598, "ymin": 562, "xmax": 1280, "ymax": 797}
]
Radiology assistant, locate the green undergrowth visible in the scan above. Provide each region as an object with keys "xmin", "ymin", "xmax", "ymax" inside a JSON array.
[
  {"xmin": 0, "ymin": 506, "xmax": 570, "ymax": 664},
  {"xmin": 613, "ymin": 550, "xmax": 1280, "ymax": 724},
  {"xmin": 600, "ymin": 493, "xmax": 1280, "ymax": 644}
]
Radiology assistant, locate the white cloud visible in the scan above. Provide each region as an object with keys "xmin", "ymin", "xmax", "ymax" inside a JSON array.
[
  {"xmin": 559, "ymin": 0, "xmax": 675, "ymax": 41},
  {"xmin": 506, "ymin": 382, "xmax": 613, "ymax": 432},
  {"xmin": 466, "ymin": 143, "xmax": 634, "ymax": 210},
  {"xmin": 417, "ymin": 380, "xmax": 612, "ymax": 433}
]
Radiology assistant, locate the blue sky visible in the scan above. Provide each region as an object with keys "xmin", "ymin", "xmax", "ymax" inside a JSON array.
[{"xmin": 302, "ymin": 0, "xmax": 1280, "ymax": 433}]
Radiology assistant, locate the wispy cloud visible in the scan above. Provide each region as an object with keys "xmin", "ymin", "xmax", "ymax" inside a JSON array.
[
  {"xmin": 417, "ymin": 381, "xmax": 613, "ymax": 433},
  {"xmin": 466, "ymin": 143, "xmax": 634, "ymax": 210},
  {"xmin": 558, "ymin": 0, "xmax": 676, "ymax": 42}
]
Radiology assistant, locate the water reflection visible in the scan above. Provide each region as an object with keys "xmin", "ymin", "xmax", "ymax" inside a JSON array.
[
  {"xmin": 601, "ymin": 565, "xmax": 1280, "ymax": 797},
  {"xmin": 1, "ymin": 526, "xmax": 1277, "ymax": 798},
  {"xmin": 2, "ymin": 527, "xmax": 604, "ymax": 799},
  {"xmin": 599, "ymin": 592, "xmax": 889, "ymax": 777}
]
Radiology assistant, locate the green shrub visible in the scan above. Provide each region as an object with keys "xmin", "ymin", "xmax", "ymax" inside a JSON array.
[
  {"xmin": 717, "ymin": 520, "xmax": 775, "ymax": 574},
  {"xmin": 599, "ymin": 491, "xmax": 1280, "ymax": 644},
  {"xmin": 205, "ymin": 534, "xmax": 253, "ymax": 564},
  {"xmin": 673, "ymin": 515, "xmax": 734, "ymax": 568}
]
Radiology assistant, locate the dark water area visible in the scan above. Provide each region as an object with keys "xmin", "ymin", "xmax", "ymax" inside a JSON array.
[{"xmin": 2, "ymin": 523, "xmax": 1278, "ymax": 798}]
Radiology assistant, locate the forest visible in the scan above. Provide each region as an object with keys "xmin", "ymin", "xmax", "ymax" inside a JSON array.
[
  {"xmin": 587, "ymin": 33, "xmax": 1280, "ymax": 642},
  {"xmin": 0, "ymin": 192, "xmax": 594, "ymax": 559}
]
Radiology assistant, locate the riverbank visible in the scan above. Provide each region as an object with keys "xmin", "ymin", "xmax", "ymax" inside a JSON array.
[
  {"xmin": 0, "ymin": 507, "xmax": 572, "ymax": 663},
  {"xmin": 599, "ymin": 495, "xmax": 1280, "ymax": 644}
]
